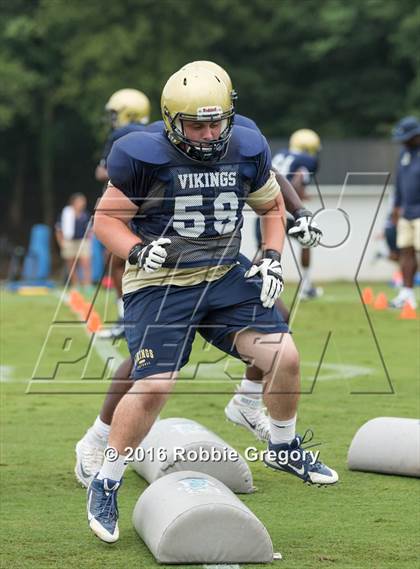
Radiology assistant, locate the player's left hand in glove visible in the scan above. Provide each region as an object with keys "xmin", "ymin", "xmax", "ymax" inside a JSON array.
[
  {"xmin": 288, "ymin": 208, "xmax": 322, "ymax": 247},
  {"xmin": 244, "ymin": 250, "xmax": 284, "ymax": 308}
]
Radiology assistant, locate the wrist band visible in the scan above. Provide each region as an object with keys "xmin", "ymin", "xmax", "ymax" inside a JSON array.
[
  {"xmin": 263, "ymin": 249, "xmax": 282, "ymax": 262},
  {"xmin": 293, "ymin": 208, "xmax": 312, "ymax": 220},
  {"xmin": 127, "ymin": 242, "xmax": 144, "ymax": 265}
]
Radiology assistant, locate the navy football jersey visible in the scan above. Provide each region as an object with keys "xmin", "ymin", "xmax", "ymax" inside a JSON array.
[
  {"xmin": 272, "ymin": 149, "xmax": 318, "ymax": 185},
  {"xmin": 395, "ymin": 147, "xmax": 420, "ymax": 220},
  {"xmin": 107, "ymin": 125, "xmax": 277, "ymax": 269},
  {"xmin": 100, "ymin": 123, "xmax": 149, "ymax": 165}
]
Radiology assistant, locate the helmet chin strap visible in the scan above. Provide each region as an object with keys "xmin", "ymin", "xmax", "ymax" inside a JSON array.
[{"xmin": 174, "ymin": 118, "xmax": 216, "ymax": 160}]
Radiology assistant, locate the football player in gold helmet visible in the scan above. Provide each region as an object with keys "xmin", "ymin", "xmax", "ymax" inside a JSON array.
[
  {"xmin": 95, "ymin": 89, "xmax": 151, "ymax": 183},
  {"xmin": 86, "ymin": 63, "xmax": 337, "ymax": 544},
  {"xmin": 272, "ymin": 129, "xmax": 323, "ymax": 299},
  {"xmin": 95, "ymin": 89, "xmax": 151, "ymax": 342},
  {"xmin": 76, "ymin": 66, "xmax": 326, "ymax": 496}
]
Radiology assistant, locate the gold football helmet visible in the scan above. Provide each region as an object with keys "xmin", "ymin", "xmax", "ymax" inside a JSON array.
[
  {"xmin": 161, "ymin": 66, "xmax": 234, "ymax": 161},
  {"xmin": 181, "ymin": 60, "xmax": 236, "ymax": 102},
  {"xmin": 289, "ymin": 129, "xmax": 321, "ymax": 156},
  {"xmin": 105, "ymin": 89, "xmax": 150, "ymax": 128}
]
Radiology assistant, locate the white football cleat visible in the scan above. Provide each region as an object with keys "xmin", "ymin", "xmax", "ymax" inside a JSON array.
[
  {"xmin": 389, "ymin": 291, "xmax": 417, "ymax": 309},
  {"xmin": 75, "ymin": 431, "xmax": 107, "ymax": 488},
  {"xmin": 225, "ymin": 391, "xmax": 270, "ymax": 441},
  {"xmin": 300, "ymin": 286, "xmax": 323, "ymax": 300}
]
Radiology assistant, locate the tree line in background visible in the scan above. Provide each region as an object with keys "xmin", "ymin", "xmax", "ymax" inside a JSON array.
[{"xmin": 0, "ymin": 0, "xmax": 419, "ymax": 241}]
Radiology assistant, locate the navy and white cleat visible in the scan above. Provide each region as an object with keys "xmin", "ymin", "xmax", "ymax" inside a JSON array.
[
  {"xmin": 87, "ymin": 475, "xmax": 121, "ymax": 543},
  {"xmin": 263, "ymin": 430, "xmax": 338, "ymax": 485}
]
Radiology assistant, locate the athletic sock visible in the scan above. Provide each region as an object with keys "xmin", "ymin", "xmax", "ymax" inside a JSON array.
[
  {"xmin": 83, "ymin": 416, "xmax": 110, "ymax": 446},
  {"xmin": 116, "ymin": 297, "xmax": 124, "ymax": 319},
  {"xmin": 233, "ymin": 378, "xmax": 263, "ymax": 408},
  {"xmin": 302, "ymin": 268, "xmax": 312, "ymax": 291},
  {"xmin": 92, "ymin": 415, "xmax": 111, "ymax": 440},
  {"xmin": 269, "ymin": 415, "xmax": 297, "ymax": 444},
  {"xmin": 239, "ymin": 378, "xmax": 263, "ymax": 395},
  {"xmin": 97, "ymin": 452, "xmax": 128, "ymax": 482}
]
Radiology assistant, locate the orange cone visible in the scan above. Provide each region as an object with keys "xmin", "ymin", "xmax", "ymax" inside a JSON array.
[
  {"xmin": 69, "ymin": 290, "xmax": 84, "ymax": 311},
  {"xmin": 76, "ymin": 301, "xmax": 91, "ymax": 320},
  {"xmin": 87, "ymin": 311, "xmax": 102, "ymax": 333},
  {"xmin": 362, "ymin": 287, "xmax": 374, "ymax": 305},
  {"xmin": 373, "ymin": 292, "xmax": 388, "ymax": 310},
  {"xmin": 399, "ymin": 301, "xmax": 417, "ymax": 320}
]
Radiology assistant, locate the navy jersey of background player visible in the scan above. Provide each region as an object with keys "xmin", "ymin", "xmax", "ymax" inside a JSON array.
[
  {"xmin": 107, "ymin": 124, "xmax": 275, "ymax": 269},
  {"xmin": 101, "ymin": 123, "xmax": 149, "ymax": 165},
  {"xmin": 272, "ymin": 148, "xmax": 318, "ymax": 185}
]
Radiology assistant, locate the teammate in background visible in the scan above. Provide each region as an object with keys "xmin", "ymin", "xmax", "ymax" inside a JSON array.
[
  {"xmin": 384, "ymin": 211, "xmax": 400, "ymax": 263},
  {"xmin": 55, "ymin": 193, "xmax": 91, "ymax": 288},
  {"xmin": 271, "ymin": 129, "xmax": 322, "ymax": 299},
  {"xmin": 75, "ymin": 61, "xmax": 323, "ymax": 487},
  {"xmin": 95, "ymin": 89, "xmax": 151, "ymax": 339},
  {"xmin": 86, "ymin": 65, "xmax": 337, "ymax": 544},
  {"xmin": 389, "ymin": 116, "xmax": 420, "ymax": 309}
]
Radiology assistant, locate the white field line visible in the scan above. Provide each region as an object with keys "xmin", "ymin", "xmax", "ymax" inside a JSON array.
[
  {"xmin": 0, "ymin": 366, "xmax": 14, "ymax": 382},
  {"xmin": 26, "ymin": 360, "xmax": 375, "ymax": 384}
]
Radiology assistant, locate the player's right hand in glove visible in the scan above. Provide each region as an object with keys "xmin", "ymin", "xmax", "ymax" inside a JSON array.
[
  {"xmin": 128, "ymin": 238, "xmax": 171, "ymax": 273},
  {"xmin": 288, "ymin": 208, "xmax": 322, "ymax": 248},
  {"xmin": 244, "ymin": 250, "xmax": 284, "ymax": 308}
]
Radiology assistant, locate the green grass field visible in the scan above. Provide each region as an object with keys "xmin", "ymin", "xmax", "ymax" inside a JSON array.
[{"xmin": 1, "ymin": 283, "xmax": 419, "ymax": 569}]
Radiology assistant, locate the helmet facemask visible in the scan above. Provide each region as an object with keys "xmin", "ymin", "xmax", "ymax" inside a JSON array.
[
  {"xmin": 108, "ymin": 110, "xmax": 119, "ymax": 129},
  {"xmin": 164, "ymin": 106, "xmax": 234, "ymax": 162}
]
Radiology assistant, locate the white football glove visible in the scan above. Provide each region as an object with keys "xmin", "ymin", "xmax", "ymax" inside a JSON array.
[
  {"xmin": 128, "ymin": 238, "xmax": 171, "ymax": 273},
  {"xmin": 244, "ymin": 251, "xmax": 284, "ymax": 308},
  {"xmin": 288, "ymin": 209, "xmax": 322, "ymax": 248}
]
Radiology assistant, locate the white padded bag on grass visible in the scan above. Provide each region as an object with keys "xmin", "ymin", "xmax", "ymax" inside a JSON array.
[
  {"xmin": 348, "ymin": 417, "xmax": 420, "ymax": 477},
  {"xmin": 132, "ymin": 470, "xmax": 274, "ymax": 564},
  {"xmin": 131, "ymin": 417, "xmax": 254, "ymax": 493}
]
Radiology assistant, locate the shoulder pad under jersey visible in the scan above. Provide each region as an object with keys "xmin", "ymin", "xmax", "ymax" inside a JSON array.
[
  {"xmin": 147, "ymin": 120, "xmax": 165, "ymax": 133},
  {"xmin": 113, "ymin": 123, "xmax": 148, "ymax": 140},
  {"xmin": 230, "ymin": 125, "xmax": 266, "ymax": 157},
  {"xmin": 114, "ymin": 130, "xmax": 171, "ymax": 165},
  {"xmin": 235, "ymin": 114, "xmax": 261, "ymax": 134}
]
